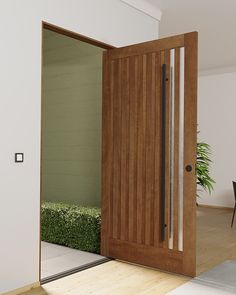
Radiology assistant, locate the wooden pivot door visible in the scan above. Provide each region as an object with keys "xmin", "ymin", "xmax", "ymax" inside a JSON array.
[{"xmin": 101, "ymin": 32, "xmax": 198, "ymax": 277}]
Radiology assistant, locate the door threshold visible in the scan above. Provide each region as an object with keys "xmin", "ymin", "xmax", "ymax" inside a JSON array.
[{"xmin": 41, "ymin": 257, "xmax": 111, "ymax": 284}]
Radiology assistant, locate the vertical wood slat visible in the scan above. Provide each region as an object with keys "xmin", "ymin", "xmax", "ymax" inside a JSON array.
[
  {"xmin": 112, "ymin": 59, "xmax": 122, "ymax": 240},
  {"xmin": 150, "ymin": 52, "xmax": 157, "ymax": 246},
  {"xmin": 182, "ymin": 32, "xmax": 198, "ymax": 277},
  {"xmin": 173, "ymin": 48, "xmax": 180, "ymax": 251},
  {"xmin": 120, "ymin": 58, "xmax": 130, "ymax": 241},
  {"xmin": 145, "ymin": 53, "xmax": 156, "ymax": 246},
  {"xmin": 142, "ymin": 55, "xmax": 147, "ymax": 245},
  {"xmin": 144, "ymin": 53, "xmax": 151, "ymax": 246},
  {"xmin": 137, "ymin": 54, "xmax": 146, "ymax": 244},
  {"xmin": 153, "ymin": 53, "xmax": 161, "ymax": 247},
  {"xmin": 128, "ymin": 56, "xmax": 138, "ymax": 243}
]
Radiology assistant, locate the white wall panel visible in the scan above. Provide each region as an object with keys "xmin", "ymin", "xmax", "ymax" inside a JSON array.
[{"xmin": 0, "ymin": 1, "xmax": 159, "ymax": 293}]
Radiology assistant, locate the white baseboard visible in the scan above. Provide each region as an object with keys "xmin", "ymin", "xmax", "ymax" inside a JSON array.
[{"xmin": 198, "ymin": 204, "xmax": 233, "ymax": 210}]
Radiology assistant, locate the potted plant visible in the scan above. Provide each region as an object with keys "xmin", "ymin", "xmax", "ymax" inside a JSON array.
[{"xmin": 196, "ymin": 140, "xmax": 215, "ymax": 197}]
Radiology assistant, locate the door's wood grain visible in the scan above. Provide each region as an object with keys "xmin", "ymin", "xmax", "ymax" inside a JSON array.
[
  {"xmin": 102, "ymin": 32, "xmax": 198, "ymax": 277},
  {"xmin": 120, "ymin": 58, "xmax": 130, "ymax": 241},
  {"xmin": 101, "ymin": 51, "xmax": 112, "ymax": 255},
  {"xmin": 128, "ymin": 56, "xmax": 138, "ymax": 243},
  {"xmin": 109, "ymin": 34, "xmax": 184, "ymax": 59},
  {"xmin": 153, "ymin": 53, "xmax": 161, "ymax": 248},
  {"xmin": 182, "ymin": 32, "xmax": 198, "ymax": 277},
  {"xmin": 136, "ymin": 54, "xmax": 146, "ymax": 245},
  {"xmin": 112, "ymin": 59, "xmax": 122, "ymax": 240}
]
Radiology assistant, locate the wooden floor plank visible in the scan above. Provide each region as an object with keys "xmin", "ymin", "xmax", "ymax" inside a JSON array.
[{"xmin": 22, "ymin": 261, "xmax": 188, "ymax": 295}]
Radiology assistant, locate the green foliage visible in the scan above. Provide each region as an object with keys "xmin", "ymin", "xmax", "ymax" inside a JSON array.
[
  {"xmin": 196, "ymin": 141, "xmax": 215, "ymax": 197},
  {"xmin": 41, "ymin": 202, "xmax": 101, "ymax": 254}
]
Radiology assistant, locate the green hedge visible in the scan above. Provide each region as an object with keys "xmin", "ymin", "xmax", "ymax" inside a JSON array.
[{"xmin": 41, "ymin": 202, "xmax": 101, "ymax": 254}]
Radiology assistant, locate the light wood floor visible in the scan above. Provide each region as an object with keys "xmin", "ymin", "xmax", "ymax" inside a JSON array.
[
  {"xmin": 25, "ymin": 261, "xmax": 188, "ymax": 295},
  {"xmin": 21, "ymin": 207, "xmax": 235, "ymax": 295}
]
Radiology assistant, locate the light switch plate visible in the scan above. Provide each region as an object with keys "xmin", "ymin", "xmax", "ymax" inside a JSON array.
[{"xmin": 15, "ymin": 153, "xmax": 24, "ymax": 163}]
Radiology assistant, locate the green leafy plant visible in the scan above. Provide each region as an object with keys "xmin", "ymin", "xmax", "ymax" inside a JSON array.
[
  {"xmin": 41, "ymin": 202, "xmax": 101, "ymax": 254},
  {"xmin": 196, "ymin": 141, "xmax": 215, "ymax": 197}
]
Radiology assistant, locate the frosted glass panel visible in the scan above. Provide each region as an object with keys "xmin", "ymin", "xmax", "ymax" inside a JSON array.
[
  {"xmin": 178, "ymin": 47, "xmax": 185, "ymax": 251},
  {"xmin": 169, "ymin": 49, "xmax": 175, "ymax": 250}
]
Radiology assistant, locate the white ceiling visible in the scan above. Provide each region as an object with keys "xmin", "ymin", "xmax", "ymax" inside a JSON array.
[{"xmin": 145, "ymin": 0, "xmax": 236, "ymax": 73}]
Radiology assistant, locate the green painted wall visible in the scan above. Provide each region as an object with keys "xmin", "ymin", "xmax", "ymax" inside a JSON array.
[{"xmin": 42, "ymin": 29, "xmax": 103, "ymax": 207}]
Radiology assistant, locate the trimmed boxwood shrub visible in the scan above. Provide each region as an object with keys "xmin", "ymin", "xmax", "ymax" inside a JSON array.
[{"xmin": 41, "ymin": 202, "xmax": 101, "ymax": 254}]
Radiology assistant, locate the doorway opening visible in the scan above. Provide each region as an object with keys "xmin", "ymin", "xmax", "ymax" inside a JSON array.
[
  {"xmin": 40, "ymin": 28, "xmax": 198, "ymax": 284},
  {"xmin": 40, "ymin": 22, "xmax": 113, "ymax": 283}
]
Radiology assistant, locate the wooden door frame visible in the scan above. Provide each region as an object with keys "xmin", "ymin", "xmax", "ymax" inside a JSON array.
[{"xmin": 39, "ymin": 21, "xmax": 114, "ymax": 283}]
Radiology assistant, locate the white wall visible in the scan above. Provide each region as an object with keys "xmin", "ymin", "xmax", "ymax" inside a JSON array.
[
  {"xmin": 198, "ymin": 71, "xmax": 236, "ymax": 208},
  {"xmin": 0, "ymin": 1, "xmax": 159, "ymax": 293}
]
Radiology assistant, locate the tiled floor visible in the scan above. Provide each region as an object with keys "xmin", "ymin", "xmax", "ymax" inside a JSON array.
[
  {"xmin": 167, "ymin": 281, "xmax": 234, "ymax": 295},
  {"xmin": 168, "ymin": 260, "xmax": 236, "ymax": 294},
  {"xmin": 41, "ymin": 242, "xmax": 105, "ymax": 279}
]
